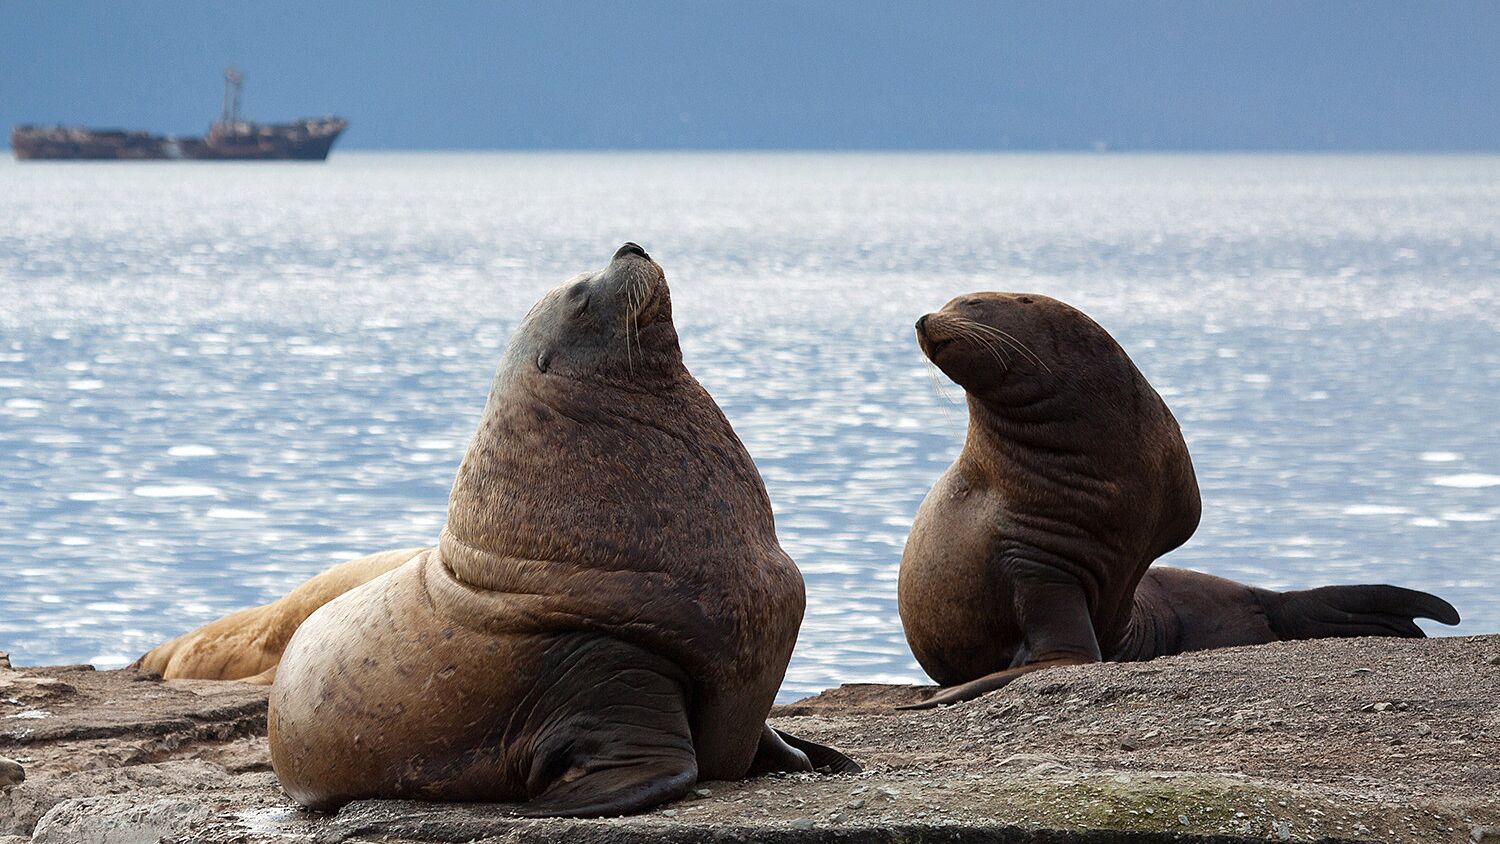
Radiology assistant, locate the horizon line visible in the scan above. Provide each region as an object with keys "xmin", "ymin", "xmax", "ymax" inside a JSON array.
[{"xmin": 7, "ymin": 146, "xmax": 1500, "ymax": 157}]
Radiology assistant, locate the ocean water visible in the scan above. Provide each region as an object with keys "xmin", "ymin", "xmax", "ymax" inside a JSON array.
[{"xmin": 0, "ymin": 152, "xmax": 1496, "ymax": 701}]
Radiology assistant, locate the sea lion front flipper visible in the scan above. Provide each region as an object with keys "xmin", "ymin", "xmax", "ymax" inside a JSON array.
[
  {"xmin": 516, "ymin": 712, "xmax": 698, "ymax": 817},
  {"xmin": 896, "ymin": 657, "xmax": 1092, "ymax": 710},
  {"xmin": 900, "ymin": 567, "xmax": 1102, "ymax": 710},
  {"xmin": 512, "ymin": 653, "xmax": 700, "ymax": 818},
  {"xmin": 747, "ymin": 725, "xmax": 863, "ymax": 776},
  {"xmin": 516, "ymin": 754, "xmax": 698, "ymax": 818}
]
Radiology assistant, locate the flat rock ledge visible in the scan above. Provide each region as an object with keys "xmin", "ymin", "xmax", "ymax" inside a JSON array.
[{"xmin": 2, "ymin": 635, "xmax": 1498, "ymax": 844}]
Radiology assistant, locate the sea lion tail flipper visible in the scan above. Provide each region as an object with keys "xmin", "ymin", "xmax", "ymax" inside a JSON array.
[
  {"xmin": 1265, "ymin": 584, "xmax": 1461, "ymax": 640},
  {"xmin": 899, "ymin": 569, "xmax": 1101, "ymax": 710},
  {"xmin": 748, "ymin": 724, "xmax": 862, "ymax": 775}
]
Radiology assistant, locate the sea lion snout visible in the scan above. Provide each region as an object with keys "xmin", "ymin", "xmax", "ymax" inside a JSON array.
[
  {"xmin": 613, "ymin": 241, "xmax": 650, "ymax": 261},
  {"xmin": 915, "ymin": 293, "xmax": 1076, "ymax": 395},
  {"xmin": 914, "ymin": 312, "xmax": 958, "ymax": 362},
  {"xmin": 914, "ymin": 304, "xmax": 1001, "ymax": 371},
  {"xmin": 600, "ymin": 245, "xmax": 669, "ymax": 327}
]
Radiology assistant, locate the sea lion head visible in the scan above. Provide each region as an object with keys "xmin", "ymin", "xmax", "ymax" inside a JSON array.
[
  {"xmin": 915, "ymin": 292, "xmax": 1135, "ymax": 409},
  {"xmin": 500, "ymin": 242, "xmax": 680, "ymax": 390},
  {"xmin": 444, "ymin": 243, "xmax": 781, "ymax": 592},
  {"xmin": 915, "ymin": 291, "xmax": 1201, "ymax": 557}
]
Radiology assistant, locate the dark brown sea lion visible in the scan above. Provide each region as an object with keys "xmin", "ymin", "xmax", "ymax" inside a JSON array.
[
  {"xmin": 269, "ymin": 244, "xmax": 858, "ymax": 816},
  {"xmin": 899, "ymin": 292, "xmax": 1460, "ymax": 709},
  {"xmin": 132, "ymin": 547, "xmax": 425, "ymax": 683}
]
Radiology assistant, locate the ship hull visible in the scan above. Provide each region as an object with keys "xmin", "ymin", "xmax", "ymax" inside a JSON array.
[
  {"xmin": 11, "ymin": 129, "xmax": 172, "ymax": 160},
  {"xmin": 11, "ymin": 119, "xmax": 347, "ymax": 162},
  {"xmin": 178, "ymin": 119, "xmax": 347, "ymax": 161}
]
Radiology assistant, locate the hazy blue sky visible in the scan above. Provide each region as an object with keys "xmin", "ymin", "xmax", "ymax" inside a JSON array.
[{"xmin": 4, "ymin": 1, "xmax": 1498, "ymax": 150}]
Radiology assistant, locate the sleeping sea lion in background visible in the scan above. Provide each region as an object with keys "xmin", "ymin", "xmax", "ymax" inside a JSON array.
[
  {"xmin": 899, "ymin": 292, "xmax": 1460, "ymax": 709},
  {"xmin": 269, "ymin": 244, "xmax": 859, "ymax": 816},
  {"xmin": 131, "ymin": 547, "xmax": 425, "ymax": 683}
]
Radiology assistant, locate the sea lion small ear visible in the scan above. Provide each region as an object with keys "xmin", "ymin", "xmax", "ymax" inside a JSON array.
[{"xmin": 536, "ymin": 349, "xmax": 550, "ymax": 373}]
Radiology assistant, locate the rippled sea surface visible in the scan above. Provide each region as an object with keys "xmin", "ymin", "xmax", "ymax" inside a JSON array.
[{"xmin": 1, "ymin": 153, "xmax": 1497, "ymax": 700}]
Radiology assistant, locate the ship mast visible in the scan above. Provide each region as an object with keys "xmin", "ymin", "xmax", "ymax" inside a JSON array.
[{"xmin": 221, "ymin": 67, "xmax": 243, "ymax": 127}]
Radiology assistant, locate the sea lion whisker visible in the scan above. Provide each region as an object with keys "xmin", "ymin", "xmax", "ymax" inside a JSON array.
[
  {"xmin": 985, "ymin": 329, "xmax": 1050, "ymax": 374},
  {"xmin": 623, "ymin": 280, "xmax": 640, "ymax": 373},
  {"xmin": 632, "ymin": 274, "xmax": 648, "ymax": 359},
  {"xmin": 951, "ymin": 323, "xmax": 1012, "ymax": 371},
  {"xmin": 924, "ymin": 359, "xmax": 964, "ymax": 412},
  {"xmin": 963, "ymin": 320, "xmax": 1051, "ymax": 374},
  {"xmin": 955, "ymin": 319, "xmax": 1025, "ymax": 361},
  {"xmin": 950, "ymin": 326, "xmax": 1006, "ymax": 369},
  {"xmin": 627, "ymin": 273, "xmax": 650, "ymax": 366}
]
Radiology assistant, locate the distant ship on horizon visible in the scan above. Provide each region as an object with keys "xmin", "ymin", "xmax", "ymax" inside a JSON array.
[{"xmin": 11, "ymin": 68, "xmax": 347, "ymax": 162}]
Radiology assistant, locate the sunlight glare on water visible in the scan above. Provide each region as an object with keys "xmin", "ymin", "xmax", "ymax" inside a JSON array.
[{"xmin": 1, "ymin": 153, "xmax": 1497, "ymax": 699}]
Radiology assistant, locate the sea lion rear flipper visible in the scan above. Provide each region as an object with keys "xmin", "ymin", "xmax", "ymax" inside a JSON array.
[
  {"xmin": 900, "ymin": 568, "xmax": 1102, "ymax": 710},
  {"xmin": 747, "ymin": 724, "xmax": 862, "ymax": 775},
  {"xmin": 1264, "ymin": 584, "xmax": 1461, "ymax": 640}
]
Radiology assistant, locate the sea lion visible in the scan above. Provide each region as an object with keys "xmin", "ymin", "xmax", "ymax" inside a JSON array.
[
  {"xmin": 899, "ymin": 292, "xmax": 1460, "ymax": 709},
  {"xmin": 132, "ymin": 547, "xmax": 424, "ymax": 683},
  {"xmin": 268, "ymin": 243, "xmax": 859, "ymax": 816}
]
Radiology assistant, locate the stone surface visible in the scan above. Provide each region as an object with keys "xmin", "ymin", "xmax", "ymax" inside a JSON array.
[
  {"xmin": 0, "ymin": 758, "xmax": 23, "ymax": 789},
  {"xmin": 2, "ymin": 635, "xmax": 1499, "ymax": 842},
  {"xmin": 30, "ymin": 797, "xmax": 214, "ymax": 844}
]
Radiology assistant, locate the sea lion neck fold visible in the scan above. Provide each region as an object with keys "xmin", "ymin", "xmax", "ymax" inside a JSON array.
[
  {"xmin": 955, "ymin": 391, "xmax": 1089, "ymax": 485},
  {"xmin": 439, "ymin": 373, "xmax": 776, "ymax": 593}
]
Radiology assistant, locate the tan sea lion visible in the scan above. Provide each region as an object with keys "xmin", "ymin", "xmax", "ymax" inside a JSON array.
[
  {"xmin": 131, "ymin": 547, "xmax": 424, "ymax": 683},
  {"xmin": 268, "ymin": 243, "xmax": 859, "ymax": 816},
  {"xmin": 899, "ymin": 292, "xmax": 1460, "ymax": 709}
]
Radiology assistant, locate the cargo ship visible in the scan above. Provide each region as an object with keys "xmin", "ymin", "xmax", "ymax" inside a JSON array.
[{"xmin": 10, "ymin": 68, "xmax": 347, "ymax": 161}]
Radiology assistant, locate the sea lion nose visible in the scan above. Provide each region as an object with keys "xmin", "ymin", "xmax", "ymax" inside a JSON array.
[
  {"xmin": 915, "ymin": 314, "xmax": 929, "ymax": 332},
  {"xmin": 613, "ymin": 242, "xmax": 649, "ymax": 261}
]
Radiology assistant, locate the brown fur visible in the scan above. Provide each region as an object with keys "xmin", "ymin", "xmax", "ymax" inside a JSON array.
[
  {"xmin": 131, "ymin": 547, "xmax": 424, "ymax": 683},
  {"xmin": 268, "ymin": 245, "xmax": 857, "ymax": 816},
  {"xmin": 898, "ymin": 292, "xmax": 1457, "ymax": 709}
]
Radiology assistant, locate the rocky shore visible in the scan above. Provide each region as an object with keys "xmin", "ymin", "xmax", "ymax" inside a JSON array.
[{"xmin": 2, "ymin": 635, "xmax": 1498, "ymax": 843}]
